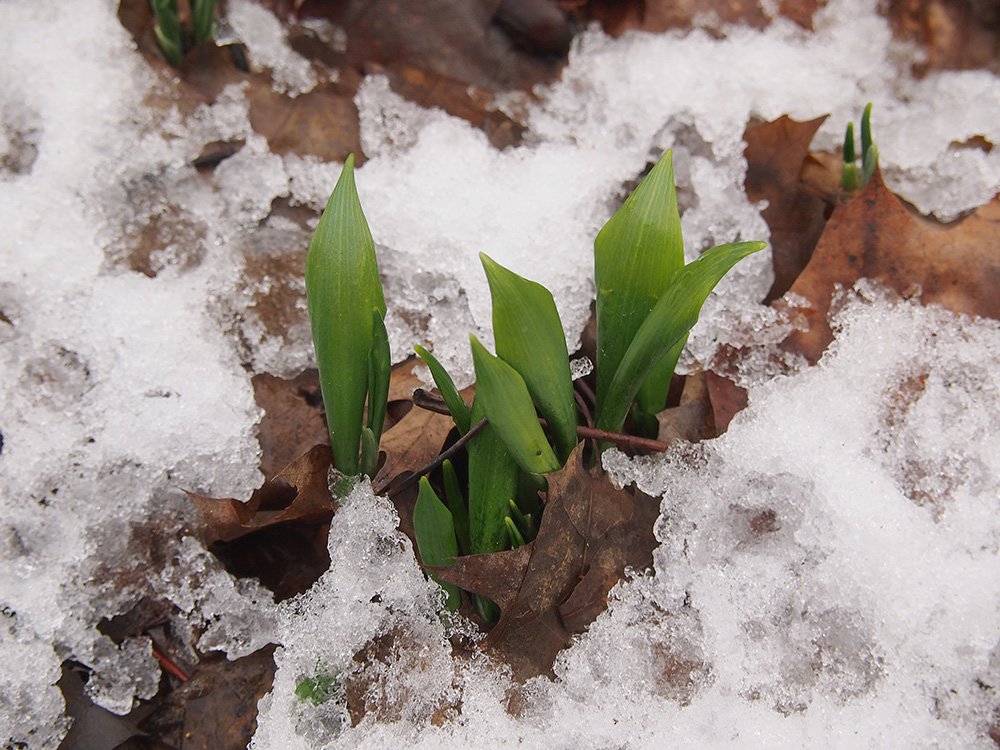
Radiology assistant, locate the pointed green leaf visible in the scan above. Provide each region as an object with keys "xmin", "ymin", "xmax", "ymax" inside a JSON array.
[
  {"xmin": 842, "ymin": 121, "xmax": 858, "ymax": 192},
  {"xmin": 480, "ymin": 253, "xmax": 577, "ymax": 462},
  {"xmin": 306, "ymin": 154, "xmax": 387, "ymax": 476},
  {"xmin": 596, "ymin": 241, "xmax": 766, "ymax": 436},
  {"xmin": 595, "ymin": 150, "xmax": 685, "ymax": 419},
  {"xmin": 860, "ymin": 103, "xmax": 873, "ymax": 164},
  {"xmin": 413, "ymin": 477, "xmax": 461, "ymax": 611},
  {"xmin": 359, "ymin": 426, "xmax": 379, "ymax": 479},
  {"xmin": 414, "ymin": 344, "xmax": 471, "ymax": 433},
  {"xmin": 504, "ymin": 516, "xmax": 527, "ymax": 548},
  {"xmin": 467, "ymin": 397, "xmax": 519, "ymax": 555},
  {"xmin": 470, "ymin": 337, "xmax": 560, "ymax": 476}
]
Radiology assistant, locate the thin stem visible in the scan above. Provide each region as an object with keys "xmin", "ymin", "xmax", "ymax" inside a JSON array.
[
  {"xmin": 379, "ymin": 417, "xmax": 488, "ymax": 498},
  {"xmin": 411, "ymin": 391, "xmax": 672, "ymax": 454}
]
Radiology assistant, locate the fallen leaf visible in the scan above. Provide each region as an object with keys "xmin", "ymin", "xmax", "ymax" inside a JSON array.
[
  {"xmin": 58, "ymin": 666, "xmax": 143, "ymax": 750},
  {"xmin": 780, "ymin": 171, "xmax": 1000, "ymax": 362},
  {"xmin": 436, "ymin": 445, "xmax": 659, "ymax": 680},
  {"xmin": 886, "ymin": 0, "xmax": 1000, "ymax": 75},
  {"xmin": 656, "ymin": 371, "xmax": 713, "ymax": 443},
  {"xmin": 252, "ymin": 370, "xmax": 328, "ymax": 481},
  {"xmin": 373, "ymin": 407, "xmax": 457, "ymax": 493},
  {"xmin": 188, "ymin": 444, "xmax": 334, "ymax": 545},
  {"xmin": 295, "ymin": 0, "xmax": 564, "ymax": 91},
  {"xmin": 744, "ymin": 115, "xmax": 829, "ymax": 301},
  {"xmin": 704, "ymin": 370, "xmax": 748, "ymax": 435},
  {"xmin": 134, "ymin": 646, "xmax": 277, "ymax": 749}
]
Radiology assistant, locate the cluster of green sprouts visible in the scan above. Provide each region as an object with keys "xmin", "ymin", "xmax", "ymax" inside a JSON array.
[
  {"xmin": 150, "ymin": 0, "xmax": 216, "ymax": 67},
  {"xmin": 841, "ymin": 102, "xmax": 878, "ymax": 192},
  {"xmin": 305, "ymin": 152, "xmax": 763, "ymax": 619}
]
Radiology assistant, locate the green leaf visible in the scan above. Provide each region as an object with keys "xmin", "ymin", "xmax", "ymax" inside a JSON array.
[
  {"xmin": 595, "ymin": 150, "xmax": 685, "ymax": 421},
  {"xmin": 467, "ymin": 397, "xmax": 519, "ymax": 555},
  {"xmin": 414, "ymin": 344, "xmax": 471, "ymax": 433},
  {"xmin": 191, "ymin": 0, "xmax": 216, "ymax": 44},
  {"xmin": 842, "ymin": 121, "xmax": 858, "ymax": 192},
  {"xmin": 413, "ymin": 477, "xmax": 461, "ymax": 612},
  {"xmin": 505, "ymin": 516, "xmax": 527, "ymax": 548},
  {"xmin": 860, "ymin": 103, "xmax": 873, "ymax": 164},
  {"xmin": 306, "ymin": 154, "xmax": 387, "ymax": 476},
  {"xmin": 442, "ymin": 459, "xmax": 470, "ymax": 554},
  {"xmin": 595, "ymin": 241, "xmax": 766, "ymax": 436},
  {"xmin": 470, "ymin": 337, "xmax": 560, "ymax": 476},
  {"xmin": 367, "ymin": 310, "xmax": 391, "ymax": 442},
  {"xmin": 480, "ymin": 253, "xmax": 577, "ymax": 462},
  {"xmin": 862, "ymin": 144, "xmax": 879, "ymax": 187}
]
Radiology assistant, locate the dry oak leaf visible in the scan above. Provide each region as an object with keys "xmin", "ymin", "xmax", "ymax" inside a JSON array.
[
  {"xmin": 780, "ymin": 171, "xmax": 1000, "ymax": 362},
  {"xmin": 188, "ymin": 444, "xmax": 334, "ymax": 545},
  {"xmin": 436, "ymin": 445, "xmax": 659, "ymax": 681},
  {"xmin": 744, "ymin": 114, "xmax": 830, "ymax": 302}
]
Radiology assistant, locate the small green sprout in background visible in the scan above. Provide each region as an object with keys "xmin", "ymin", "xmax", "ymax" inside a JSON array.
[
  {"xmin": 304, "ymin": 147, "xmax": 763, "ymax": 621},
  {"xmin": 842, "ymin": 102, "xmax": 879, "ymax": 192},
  {"xmin": 294, "ymin": 671, "xmax": 339, "ymax": 706},
  {"xmin": 150, "ymin": 0, "xmax": 217, "ymax": 67}
]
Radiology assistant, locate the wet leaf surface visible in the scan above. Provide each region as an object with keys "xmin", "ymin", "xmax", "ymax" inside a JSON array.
[
  {"xmin": 886, "ymin": 0, "xmax": 1000, "ymax": 75},
  {"xmin": 436, "ymin": 445, "xmax": 659, "ymax": 680},
  {"xmin": 781, "ymin": 172, "xmax": 1000, "ymax": 362}
]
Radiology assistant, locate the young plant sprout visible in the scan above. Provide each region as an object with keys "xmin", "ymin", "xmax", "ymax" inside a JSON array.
[
  {"xmin": 150, "ymin": 0, "xmax": 217, "ymax": 67},
  {"xmin": 842, "ymin": 102, "xmax": 879, "ymax": 191},
  {"xmin": 305, "ymin": 149, "xmax": 763, "ymax": 618},
  {"xmin": 305, "ymin": 155, "xmax": 389, "ymax": 479}
]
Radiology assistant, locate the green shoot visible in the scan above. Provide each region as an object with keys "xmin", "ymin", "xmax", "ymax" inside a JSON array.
[
  {"xmin": 305, "ymin": 155, "xmax": 388, "ymax": 478},
  {"xmin": 414, "ymin": 345, "xmax": 471, "ymax": 433},
  {"xmin": 442, "ymin": 460, "xmax": 470, "ymax": 554},
  {"xmin": 191, "ymin": 0, "xmax": 217, "ymax": 45},
  {"xmin": 594, "ymin": 150, "xmax": 686, "ymax": 437},
  {"xmin": 596, "ymin": 241, "xmax": 766, "ymax": 436},
  {"xmin": 842, "ymin": 103, "xmax": 878, "ymax": 191},
  {"xmin": 469, "ymin": 336, "xmax": 560, "ymax": 476},
  {"xmin": 481, "ymin": 253, "xmax": 577, "ymax": 461},
  {"xmin": 505, "ymin": 516, "xmax": 527, "ymax": 548},
  {"xmin": 466, "ymin": 395, "xmax": 519, "ymax": 556},
  {"xmin": 413, "ymin": 477, "xmax": 461, "ymax": 611},
  {"xmin": 150, "ymin": 0, "xmax": 216, "ymax": 67},
  {"xmin": 842, "ymin": 121, "xmax": 858, "ymax": 191},
  {"xmin": 151, "ymin": 0, "xmax": 183, "ymax": 67},
  {"xmin": 294, "ymin": 672, "xmax": 338, "ymax": 706}
]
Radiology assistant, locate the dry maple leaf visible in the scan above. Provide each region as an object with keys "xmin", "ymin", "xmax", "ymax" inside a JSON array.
[
  {"xmin": 780, "ymin": 170, "xmax": 1000, "ymax": 362},
  {"xmin": 435, "ymin": 445, "xmax": 659, "ymax": 680},
  {"xmin": 188, "ymin": 444, "xmax": 334, "ymax": 545},
  {"xmin": 744, "ymin": 114, "xmax": 830, "ymax": 302}
]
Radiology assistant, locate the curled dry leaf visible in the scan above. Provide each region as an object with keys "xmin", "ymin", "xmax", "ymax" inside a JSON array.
[
  {"xmin": 188, "ymin": 444, "xmax": 334, "ymax": 545},
  {"xmin": 780, "ymin": 171, "xmax": 1000, "ymax": 362},
  {"xmin": 435, "ymin": 445, "xmax": 659, "ymax": 680},
  {"xmin": 744, "ymin": 114, "xmax": 829, "ymax": 302}
]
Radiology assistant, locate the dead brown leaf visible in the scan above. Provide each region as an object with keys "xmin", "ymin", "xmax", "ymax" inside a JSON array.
[
  {"xmin": 886, "ymin": 0, "xmax": 1000, "ymax": 75},
  {"xmin": 780, "ymin": 171, "xmax": 1000, "ymax": 362},
  {"xmin": 744, "ymin": 115, "xmax": 830, "ymax": 301},
  {"xmin": 656, "ymin": 371, "xmax": 714, "ymax": 443},
  {"xmin": 188, "ymin": 444, "xmax": 334, "ymax": 545},
  {"xmin": 436, "ymin": 445, "xmax": 659, "ymax": 680},
  {"xmin": 704, "ymin": 370, "xmax": 748, "ymax": 435},
  {"xmin": 252, "ymin": 370, "xmax": 328, "ymax": 481},
  {"xmin": 373, "ymin": 407, "xmax": 457, "ymax": 493},
  {"xmin": 585, "ymin": 0, "xmax": 827, "ymax": 35}
]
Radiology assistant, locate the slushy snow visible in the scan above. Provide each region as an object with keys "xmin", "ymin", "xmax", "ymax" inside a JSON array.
[{"xmin": 0, "ymin": 0, "xmax": 998, "ymax": 747}]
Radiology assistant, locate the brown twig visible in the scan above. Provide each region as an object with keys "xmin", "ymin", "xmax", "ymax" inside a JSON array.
[
  {"xmin": 410, "ymin": 390, "xmax": 671, "ymax": 454},
  {"xmin": 152, "ymin": 642, "xmax": 190, "ymax": 682},
  {"xmin": 574, "ymin": 388, "xmax": 594, "ymax": 428},
  {"xmin": 380, "ymin": 417, "xmax": 488, "ymax": 498},
  {"xmin": 574, "ymin": 377, "xmax": 596, "ymax": 406}
]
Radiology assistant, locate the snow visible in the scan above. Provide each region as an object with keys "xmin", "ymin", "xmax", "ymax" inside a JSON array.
[{"xmin": 0, "ymin": 0, "xmax": 998, "ymax": 747}]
